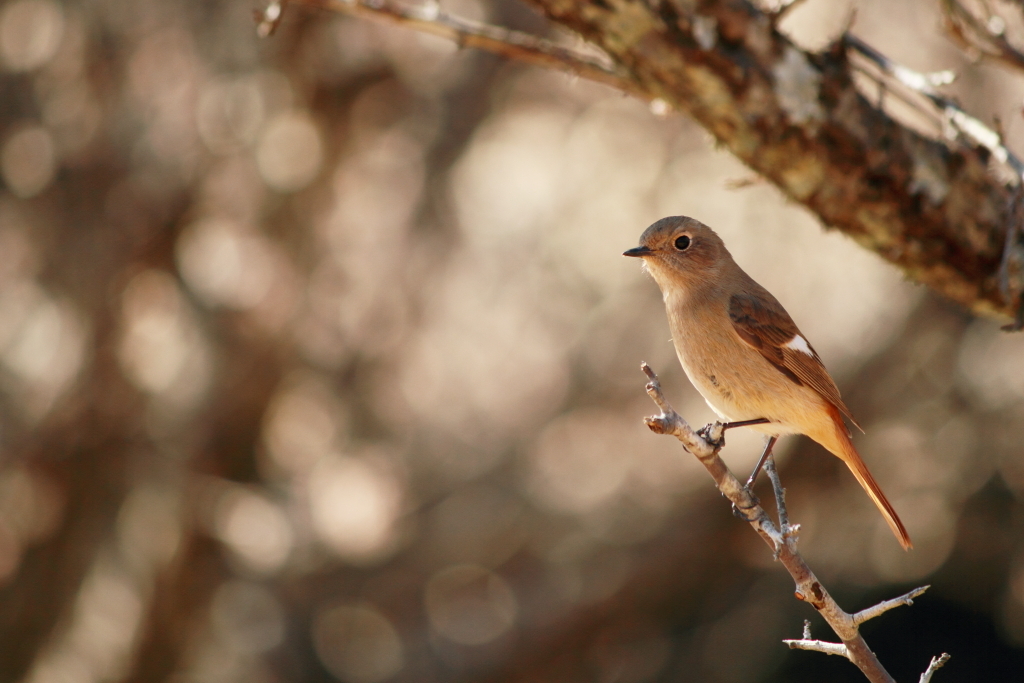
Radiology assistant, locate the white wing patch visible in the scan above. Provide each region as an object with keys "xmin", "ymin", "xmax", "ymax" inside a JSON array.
[{"xmin": 784, "ymin": 334, "xmax": 814, "ymax": 356}]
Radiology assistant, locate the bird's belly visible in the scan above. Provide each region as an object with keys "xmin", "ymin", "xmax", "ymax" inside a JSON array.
[{"xmin": 679, "ymin": 354, "xmax": 809, "ymax": 437}]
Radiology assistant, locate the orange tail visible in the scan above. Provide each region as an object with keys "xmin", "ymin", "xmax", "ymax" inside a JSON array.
[{"xmin": 821, "ymin": 408, "xmax": 912, "ymax": 550}]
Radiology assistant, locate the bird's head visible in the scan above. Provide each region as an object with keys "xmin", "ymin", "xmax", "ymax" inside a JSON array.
[{"xmin": 623, "ymin": 216, "xmax": 729, "ymax": 294}]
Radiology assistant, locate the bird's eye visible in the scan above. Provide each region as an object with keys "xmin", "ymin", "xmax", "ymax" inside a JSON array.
[{"xmin": 674, "ymin": 235, "xmax": 691, "ymax": 251}]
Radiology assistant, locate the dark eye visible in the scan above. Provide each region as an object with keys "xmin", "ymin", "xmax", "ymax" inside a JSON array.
[{"xmin": 674, "ymin": 235, "xmax": 691, "ymax": 251}]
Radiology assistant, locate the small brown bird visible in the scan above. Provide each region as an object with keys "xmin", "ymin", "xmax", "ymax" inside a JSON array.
[{"xmin": 625, "ymin": 216, "xmax": 911, "ymax": 550}]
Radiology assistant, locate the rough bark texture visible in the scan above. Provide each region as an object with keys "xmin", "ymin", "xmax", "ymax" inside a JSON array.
[{"xmin": 525, "ymin": 0, "xmax": 1017, "ymax": 319}]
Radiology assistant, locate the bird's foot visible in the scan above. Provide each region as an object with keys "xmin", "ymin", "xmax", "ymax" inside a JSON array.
[
  {"xmin": 731, "ymin": 495, "xmax": 760, "ymax": 522},
  {"xmin": 696, "ymin": 423, "xmax": 725, "ymax": 449}
]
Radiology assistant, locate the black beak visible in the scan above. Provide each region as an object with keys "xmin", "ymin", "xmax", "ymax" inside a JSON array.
[{"xmin": 622, "ymin": 245, "xmax": 653, "ymax": 258}]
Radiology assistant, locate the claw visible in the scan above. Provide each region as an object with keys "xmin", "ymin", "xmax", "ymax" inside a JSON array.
[
  {"xmin": 731, "ymin": 495, "xmax": 760, "ymax": 522},
  {"xmin": 697, "ymin": 423, "xmax": 724, "ymax": 448}
]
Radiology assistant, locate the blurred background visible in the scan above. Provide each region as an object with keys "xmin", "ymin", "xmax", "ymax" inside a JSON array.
[{"xmin": 0, "ymin": 0, "xmax": 1022, "ymax": 680}]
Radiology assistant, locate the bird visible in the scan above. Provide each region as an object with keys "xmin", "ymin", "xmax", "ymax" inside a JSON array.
[{"xmin": 624, "ymin": 215, "xmax": 911, "ymax": 550}]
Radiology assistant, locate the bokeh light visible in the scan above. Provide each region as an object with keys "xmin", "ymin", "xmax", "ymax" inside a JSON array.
[
  {"xmin": 424, "ymin": 564, "xmax": 518, "ymax": 645},
  {"xmin": 0, "ymin": 125, "xmax": 57, "ymax": 198},
  {"xmin": 312, "ymin": 603, "xmax": 404, "ymax": 683},
  {"xmin": 118, "ymin": 270, "xmax": 210, "ymax": 409},
  {"xmin": 214, "ymin": 488, "xmax": 294, "ymax": 574},
  {"xmin": 0, "ymin": 0, "xmax": 64, "ymax": 72},
  {"xmin": 307, "ymin": 453, "xmax": 403, "ymax": 564},
  {"xmin": 256, "ymin": 111, "xmax": 323, "ymax": 192},
  {"xmin": 176, "ymin": 217, "xmax": 279, "ymax": 310},
  {"xmin": 210, "ymin": 580, "xmax": 286, "ymax": 654}
]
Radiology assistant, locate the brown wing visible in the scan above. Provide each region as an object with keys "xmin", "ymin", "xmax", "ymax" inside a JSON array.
[{"xmin": 729, "ymin": 291, "xmax": 862, "ymax": 431}]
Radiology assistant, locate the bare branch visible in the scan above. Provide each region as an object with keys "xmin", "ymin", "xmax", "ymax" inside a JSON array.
[
  {"xmin": 919, "ymin": 652, "xmax": 952, "ymax": 683},
  {"xmin": 261, "ymin": 0, "xmax": 643, "ymax": 96},
  {"xmin": 782, "ymin": 619, "xmax": 849, "ymax": 657},
  {"xmin": 852, "ymin": 585, "xmax": 930, "ymax": 626},
  {"xmin": 783, "ymin": 638, "xmax": 850, "ymax": 657}
]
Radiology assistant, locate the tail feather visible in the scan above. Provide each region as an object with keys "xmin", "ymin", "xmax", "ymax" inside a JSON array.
[{"xmin": 822, "ymin": 407, "xmax": 912, "ymax": 550}]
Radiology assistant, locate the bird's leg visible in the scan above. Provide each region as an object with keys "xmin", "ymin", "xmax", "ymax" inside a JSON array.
[
  {"xmin": 698, "ymin": 417, "xmax": 770, "ymax": 447},
  {"xmin": 708, "ymin": 418, "xmax": 773, "ymax": 520},
  {"xmin": 745, "ymin": 436, "xmax": 778, "ymax": 489},
  {"xmin": 722, "ymin": 417, "xmax": 771, "ymax": 430},
  {"xmin": 732, "ymin": 437, "xmax": 777, "ymax": 521}
]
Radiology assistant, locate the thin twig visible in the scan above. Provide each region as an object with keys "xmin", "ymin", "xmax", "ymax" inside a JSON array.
[
  {"xmin": 782, "ymin": 621, "xmax": 848, "ymax": 658},
  {"xmin": 764, "ymin": 454, "xmax": 789, "ymax": 531},
  {"xmin": 852, "ymin": 586, "xmax": 930, "ymax": 626},
  {"xmin": 783, "ymin": 638, "xmax": 850, "ymax": 656},
  {"xmin": 257, "ymin": 0, "xmax": 643, "ymax": 96},
  {"xmin": 919, "ymin": 652, "xmax": 952, "ymax": 683}
]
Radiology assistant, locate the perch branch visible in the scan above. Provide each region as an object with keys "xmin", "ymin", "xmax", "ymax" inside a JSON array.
[
  {"xmin": 642, "ymin": 363, "xmax": 952, "ymax": 680},
  {"xmin": 257, "ymin": 0, "xmax": 643, "ymax": 96},
  {"xmin": 641, "ymin": 363, "xmax": 950, "ymax": 683}
]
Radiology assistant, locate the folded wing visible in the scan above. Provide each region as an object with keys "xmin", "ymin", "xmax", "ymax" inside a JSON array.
[{"xmin": 728, "ymin": 290, "xmax": 861, "ymax": 432}]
